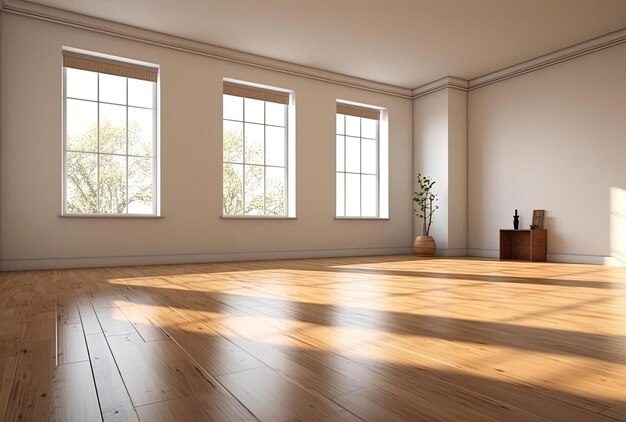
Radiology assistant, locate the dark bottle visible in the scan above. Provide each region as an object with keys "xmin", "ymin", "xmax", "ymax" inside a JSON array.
[{"xmin": 513, "ymin": 209, "xmax": 519, "ymax": 230}]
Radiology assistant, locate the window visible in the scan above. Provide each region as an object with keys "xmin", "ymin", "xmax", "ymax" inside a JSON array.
[
  {"xmin": 336, "ymin": 102, "xmax": 388, "ymax": 218},
  {"xmin": 222, "ymin": 81, "xmax": 295, "ymax": 217},
  {"xmin": 62, "ymin": 50, "xmax": 159, "ymax": 216}
]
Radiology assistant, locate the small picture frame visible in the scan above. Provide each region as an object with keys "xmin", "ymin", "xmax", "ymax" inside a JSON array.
[{"xmin": 532, "ymin": 210, "xmax": 545, "ymax": 229}]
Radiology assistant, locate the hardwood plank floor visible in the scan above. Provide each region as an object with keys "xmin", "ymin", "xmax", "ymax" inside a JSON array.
[{"xmin": 0, "ymin": 256, "xmax": 625, "ymax": 421}]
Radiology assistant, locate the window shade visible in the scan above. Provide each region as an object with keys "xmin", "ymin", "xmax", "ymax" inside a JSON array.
[
  {"xmin": 63, "ymin": 51, "xmax": 158, "ymax": 82},
  {"xmin": 223, "ymin": 82, "xmax": 290, "ymax": 105},
  {"xmin": 336, "ymin": 103, "xmax": 380, "ymax": 120}
]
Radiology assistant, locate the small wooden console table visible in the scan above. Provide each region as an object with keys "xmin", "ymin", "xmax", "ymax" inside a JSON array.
[{"xmin": 499, "ymin": 229, "xmax": 547, "ymax": 262}]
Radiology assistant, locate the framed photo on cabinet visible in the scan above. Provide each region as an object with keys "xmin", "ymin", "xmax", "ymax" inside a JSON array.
[{"xmin": 532, "ymin": 210, "xmax": 545, "ymax": 229}]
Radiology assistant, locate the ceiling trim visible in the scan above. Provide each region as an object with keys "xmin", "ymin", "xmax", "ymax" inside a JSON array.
[
  {"xmin": 1, "ymin": 0, "xmax": 624, "ymax": 100},
  {"xmin": 412, "ymin": 77, "xmax": 469, "ymax": 99},
  {"xmin": 411, "ymin": 28, "xmax": 626, "ymax": 99},
  {"xmin": 0, "ymin": 0, "xmax": 414, "ymax": 99},
  {"xmin": 467, "ymin": 28, "xmax": 626, "ymax": 90}
]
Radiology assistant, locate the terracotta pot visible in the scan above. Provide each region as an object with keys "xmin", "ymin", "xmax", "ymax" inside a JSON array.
[{"xmin": 413, "ymin": 235, "xmax": 436, "ymax": 256}]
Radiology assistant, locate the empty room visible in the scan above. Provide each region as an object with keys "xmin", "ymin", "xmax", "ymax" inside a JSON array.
[{"xmin": 1, "ymin": 0, "xmax": 625, "ymax": 420}]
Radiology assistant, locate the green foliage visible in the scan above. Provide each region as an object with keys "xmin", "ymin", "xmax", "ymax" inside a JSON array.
[
  {"xmin": 413, "ymin": 173, "xmax": 439, "ymax": 236},
  {"xmin": 223, "ymin": 127, "xmax": 286, "ymax": 216},
  {"xmin": 66, "ymin": 120, "xmax": 153, "ymax": 214}
]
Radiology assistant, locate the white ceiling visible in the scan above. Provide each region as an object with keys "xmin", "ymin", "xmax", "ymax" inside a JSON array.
[{"xmin": 22, "ymin": 0, "xmax": 626, "ymax": 88}]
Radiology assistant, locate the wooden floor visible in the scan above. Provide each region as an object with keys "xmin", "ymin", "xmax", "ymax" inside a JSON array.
[{"xmin": 1, "ymin": 256, "xmax": 625, "ymax": 421}]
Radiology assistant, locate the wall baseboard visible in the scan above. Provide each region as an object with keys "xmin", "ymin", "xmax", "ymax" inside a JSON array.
[
  {"xmin": 435, "ymin": 248, "xmax": 468, "ymax": 257},
  {"xmin": 546, "ymin": 253, "xmax": 618, "ymax": 266},
  {"xmin": 467, "ymin": 248, "xmax": 499, "ymax": 259},
  {"xmin": 3, "ymin": 247, "xmax": 622, "ymax": 271},
  {"xmin": 467, "ymin": 248, "xmax": 620, "ymax": 266},
  {"xmin": 0, "ymin": 246, "xmax": 413, "ymax": 271}
]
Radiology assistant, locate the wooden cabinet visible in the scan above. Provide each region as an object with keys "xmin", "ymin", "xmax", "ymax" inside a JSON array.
[{"xmin": 499, "ymin": 229, "xmax": 547, "ymax": 262}]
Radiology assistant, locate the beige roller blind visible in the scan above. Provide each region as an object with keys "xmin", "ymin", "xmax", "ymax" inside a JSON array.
[
  {"xmin": 63, "ymin": 51, "xmax": 158, "ymax": 83},
  {"xmin": 336, "ymin": 103, "xmax": 380, "ymax": 120},
  {"xmin": 223, "ymin": 82, "xmax": 290, "ymax": 105}
]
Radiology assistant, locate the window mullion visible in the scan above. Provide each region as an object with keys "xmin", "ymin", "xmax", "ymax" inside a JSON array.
[
  {"xmin": 223, "ymin": 87, "xmax": 290, "ymax": 217},
  {"xmin": 359, "ymin": 117, "xmax": 362, "ymax": 217},
  {"xmin": 242, "ymin": 99, "xmax": 247, "ymax": 215},
  {"xmin": 96, "ymin": 74, "xmax": 100, "ymax": 213},
  {"xmin": 62, "ymin": 68, "xmax": 67, "ymax": 215},
  {"xmin": 336, "ymin": 107, "xmax": 382, "ymax": 219},
  {"xmin": 153, "ymin": 81, "xmax": 158, "ymax": 215},
  {"xmin": 376, "ymin": 120, "xmax": 380, "ymax": 218},
  {"xmin": 64, "ymin": 57, "xmax": 158, "ymax": 216},
  {"xmin": 342, "ymin": 119, "xmax": 347, "ymax": 217},
  {"xmin": 284, "ymin": 105, "xmax": 288, "ymax": 216},
  {"xmin": 263, "ymin": 103, "xmax": 267, "ymax": 216},
  {"xmin": 125, "ymin": 77, "xmax": 129, "ymax": 214}
]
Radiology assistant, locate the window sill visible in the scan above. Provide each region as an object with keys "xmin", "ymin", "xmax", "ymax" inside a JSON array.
[
  {"xmin": 60, "ymin": 214, "xmax": 163, "ymax": 218},
  {"xmin": 221, "ymin": 215, "xmax": 296, "ymax": 220},
  {"xmin": 335, "ymin": 217, "xmax": 390, "ymax": 220}
]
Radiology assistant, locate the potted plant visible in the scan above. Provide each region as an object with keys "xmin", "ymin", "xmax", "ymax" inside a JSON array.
[{"xmin": 413, "ymin": 174, "xmax": 439, "ymax": 256}]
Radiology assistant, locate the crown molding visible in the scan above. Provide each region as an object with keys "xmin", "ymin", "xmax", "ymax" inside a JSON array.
[
  {"xmin": 1, "ymin": 0, "xmax": 623, "ymax": 100},
  {"xmin": 411, "ymin": 28, "xmax": 626, "ymax": 99},
  {"xmin": 412, "ymin": 77, "xmax": 469, "ymax": 99},
  {"xmin": 468, "ymin": 28, "xmax": 626, "ymax": 90},
  {"xmin": 0, "ymin": 0, "xmax": 413, "ymax": 99}
]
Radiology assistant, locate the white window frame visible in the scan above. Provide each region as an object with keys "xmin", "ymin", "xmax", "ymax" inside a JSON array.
[
  {"xmin": 336, "ymin": 101, "xmax": 388, "ymax": 219},
  {"xmin": 222, "ymin": 79, "xmax": 295, "ymax": 218},
  {"xmin": 61, "ymin": 49, "xmax": 160, "ymax": 217}
]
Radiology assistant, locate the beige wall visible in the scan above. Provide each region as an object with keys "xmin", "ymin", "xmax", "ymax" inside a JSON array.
[
  {"xmin": 413, "ymin": 88, "xmax": 467, "ymax": 255},
  {"xmin": 3, "ymin": 12, "xmax": 623, "ymax": 270},
  {"xmin": 0, "ymin": 14, "xmax": 414, "ymax": 270},
  {"xmin": 413, "ymin": 90, "xmax": 449, "ymax": 246},
  {"xmin": 467, "ymin": 43, "xmax": 626, "ymax": 264},
  {"xmin": 447, "ymin": 89, "xmax": 468, "ymax": 253}
]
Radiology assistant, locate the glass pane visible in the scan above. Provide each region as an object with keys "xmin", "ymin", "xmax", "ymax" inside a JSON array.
[
  {"xmin": 336, "ymin": 172, "xmax": 345, "ymax": 217},
  {"xmin": 245, "ymin": 98, "xmax": 264, "ymax": 124},
  {"xmin": 345, "ymin": 136, "xmax": 360, "ymax": 173},
  {"xmin": 265, "ymin": 166, "xmax": 285, "ymax": 216},
  {"xmin": 265, "ymin": 102, "xmax": 285, "ymax": 127},
  {"xmin": 65, "ymin": 152, "xmax": 98, "ymax": 213},
  {"xmin": 128, "ymin": 78, "xmax": 153, "ymax": 108},
  {"xmin": 127, "ymin": 157, "xmax": 153, "ymax": 214},
  {"xmin": 361, "ymin": 174, "xmax": 377, "ymax": 217},
  {"xmin": 345, "ymin": 115, "xmax": 360, "ymax": 137},
  {"xmin": 99, "ymin": 103, "xmax": 127, "ymax": 154},
  {"xmin": 223, "ymin": 163, "xmax": 244, "ymax": 215},
  {"xmin": 265, "ymin": 126, "xmax": 285, "ymax": 166},
  {"xmin": 223, "ymin": 95, "xmax": 243, "ymax": 121},
  {"xmin": 362, "ymin": 118, "xmax": 377, "ymax": 139},
  {"xmin": 361, "ymin": 138, "xmax": 377, "ymax": 174},
  {"xmin": 223, "ymin": 120, "xmax": 244, "ymax": 163},
  {"xmin": 336, "ymin": 114, "xmax": 345, "ymax": 135},
  {"xmin": 66, "ymin": 68, "xmax": 97, "ymax": 101},
  {"xmin": 98, "ymin": 154, "xmax": 127, "ymax": 213},
  {"xmin": 244, "ymin": 123, "xmax": 264, "ymax": 165},
  {"xmin": 345, "ymin": 173, "xmax": 360, "ymax": 217},
  {"xmin": 99, "ymin": 73, "xmax": 126, "ymax": 105},
  {"xmin": 66, "ymin": 99, "xmax": 97, "ymax": 152},
  {"xmin": 336, "ymin": 135, "xmax": 345, "ymax": 172},
  {"xmin": 244, "ymin": 165, "xmax": 264, "ymax": 215},
  {"xmin": 128, "ymin": 107, "xmax": 153, "ymax": 157}
]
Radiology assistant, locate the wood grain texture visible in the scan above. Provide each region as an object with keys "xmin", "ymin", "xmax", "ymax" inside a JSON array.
[
  {"xmin": 49, "ymin": 360, "xmax": 101, "ymax": 422},
  {"xmin": 57, "ymin": 323, "xmax": 89, "ymax": 364},
  {"xmin": 0, "ymin": 350, "xmax": 19, "ymax": 420},
  {"xmin": 1, "ymin": 256, "xmax": 625, "ymax": 421},
  {"xmin": 86, "ymin": 333, "xmax": 139, "ymax": 422},
  {"xmin": 4, "ymin": 340, "xmax": 55, "ymax": 421}
]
